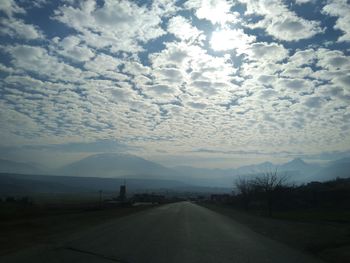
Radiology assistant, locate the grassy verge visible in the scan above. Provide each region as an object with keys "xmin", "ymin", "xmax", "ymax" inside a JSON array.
[
  {"xmin": 0, "ymin": 202, "xmax": 156, "ymax": 256},
  {"xmin": 202, "ymin": 203, "xmax": 350, "ymax": 263},
  {"xmin": 272, "ymin": 209, "xmax": 350, "ymax": 223}
]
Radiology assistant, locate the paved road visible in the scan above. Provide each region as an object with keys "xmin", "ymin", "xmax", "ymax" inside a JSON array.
[{"xmin": 2, "ymin": 202, "xmax": 323, "ymax": 263}]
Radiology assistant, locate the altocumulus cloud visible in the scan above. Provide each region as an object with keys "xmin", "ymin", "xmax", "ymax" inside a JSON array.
[{"xmin": 0, "ymin": 0, "xmax": 349, "ymax": 166}]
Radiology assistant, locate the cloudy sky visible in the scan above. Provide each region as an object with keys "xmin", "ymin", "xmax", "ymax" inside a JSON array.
[{"xmin": 0, "ymin": 0, "xmax": 350, "ymax": 168}]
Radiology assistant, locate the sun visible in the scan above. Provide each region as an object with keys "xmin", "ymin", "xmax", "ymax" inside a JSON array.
[
  {"xmin": 210, "ymin": 28, "xmax": 254, "ymax": 53},
  {"xmin": 210, "ymin": 29, "xmax": 234, "ymax": 51}
]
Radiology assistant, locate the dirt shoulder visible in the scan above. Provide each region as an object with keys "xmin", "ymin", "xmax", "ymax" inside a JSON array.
[
  {"xmin": 202, "ymin": 203, "xmax": 350, "ymax": 263},
  {"xmin": 0, "ymin": 204, "xmax": 156, "ymax": 256}
]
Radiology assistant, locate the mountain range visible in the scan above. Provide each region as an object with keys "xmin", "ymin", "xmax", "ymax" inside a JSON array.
[
  {"xmin": 0, "ymin": 154, "xmax": 349, "ymax": 189},
  {"xmin": 56, "ymin": 153, "xmax": 176, "ymax": 179},
  {"xmin": 0, "ymin": 159, "xmax": 44, "ymax": 175},
  {"xmin": 0, "ymin": 173, "xmax": 192, "ymax": 195}
]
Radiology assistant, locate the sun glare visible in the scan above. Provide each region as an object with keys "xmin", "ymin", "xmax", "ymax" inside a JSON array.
[
  {"xmin": 210, "ymin": 28, "xmax": 256, "ymax": 53},
  {"xmin": 211, "ymin": 30, "xmax": 229, "ymax": 51}
]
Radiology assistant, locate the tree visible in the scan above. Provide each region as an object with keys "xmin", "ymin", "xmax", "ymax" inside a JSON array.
[
  {"xmin": 252, "ymin": 169, "xmax": 288, "ymax": 216},
  {"xmin": 234, "ymin": 176, "xmax": 254, "ymax": 210}
]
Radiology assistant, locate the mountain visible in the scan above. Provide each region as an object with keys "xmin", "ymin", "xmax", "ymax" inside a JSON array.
[
  {"xmin": 0, "ymin": 173, "xmax": 85, "ymax": 194},
  {"xmin": 174, "ymin": 159, "xmax": 323, "ymax": 185},
  {"xmin": 173, "ymin": 166, "xmax": 233, "ymax": 178},
  {"xmin": 55, "ymin": 154, "xmax": 350, "ymax": 186},
  {"xmin": 0, "ymin": 173, "xmax": 190, "ymax": 195},
  {"xmin": 277, "ymin": 158, "xmax": 321, "ymax": 182},
  {"xmin": 57, "ymin": 153, "xmax": 235, "ymax": 187},
  {"xmin": 56, "ymin": 153, "xmax": 176, "ymax": 179},
  {"xmin": 311, "ymin": 158, "xmax": 350, "ymax": 182},
  {"xmin": 0, "ymin": 158, "xmax": 43, "ymax": 175},
  {"xmin": 171, "ymin": 166, "xmax": 235, "ymax": 187},
  {"xmin": 235, "ymin": 161, "xmax": 276, "ymax": 174},
  {"xmin": 2, "ymin": 153, "xmax": 349, "ymax": 191},
  {"xmin": 279, "ymin": 158, "xmax": 318, "ymax": 172}
]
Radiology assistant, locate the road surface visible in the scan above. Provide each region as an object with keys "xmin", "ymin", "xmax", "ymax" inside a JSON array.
[{"xmin": 1, "ymin": 201, "xmax": 323, "ymax": 263}]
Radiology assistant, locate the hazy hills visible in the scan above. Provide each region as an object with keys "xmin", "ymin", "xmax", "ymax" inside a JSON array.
[
  {"xmin": 0, "ymin": 159, "xmax": 43, "ymax": 175},
  {"xmin": 56, "ymin": 153, "xmax": 176, "ymax": 179},
  {"xmin": 173, "ymin": 158, "xmax": 323, "ymax": 185},
  {"xmin": 56, "ymin": 153, "xmax": 348, "ymax": 186},
  {"xmin": 310, "ymin": 158, "xmax": 350, "ymax": 182},
  {"xmin": 0, "ymin": 173, "xmax": 190, "ymax": 195},
  {"xmin": 0, "ymin": 154, "xmax": 349, "ymax": 192}
]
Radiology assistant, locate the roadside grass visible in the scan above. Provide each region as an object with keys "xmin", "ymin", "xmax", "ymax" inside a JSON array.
[
  {"xmin": 0, "ymin": 198, "xmax": 156, "ymax": 256},
  {"xmin": 273, "ymin": 209, "xmax": 350, "ymax": 223},
  {"xmin": 0, "ymin": 192, "xmax": 116, "ymax": 222},
  {"xmin": 202, "ymin": 203, "xmax": 350, "ymax": 263}
]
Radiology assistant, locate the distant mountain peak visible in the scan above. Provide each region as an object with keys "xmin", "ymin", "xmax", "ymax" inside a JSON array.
[
  {"xmin": 281, "ymin": 158, "xmax": 308, "ymax": 169},
  {"xmin": 85, "ymin": 152, "xmax": 134, "ymax": 159},
  {"xmin": 290, "ymin": 157, "xmax": 305, "ymax": 163},
  {"xmin": 56, "ymin": 152, "xmax": 175, "ymax": 178},
  {"xmin": 261, "ymin": 161, "xmax": 274, "ymax": 166}
]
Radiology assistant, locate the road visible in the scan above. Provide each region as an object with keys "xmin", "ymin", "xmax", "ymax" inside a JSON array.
[{"xmin": 2, "ymin": 201, "xmax": 323, "ymax": 263}]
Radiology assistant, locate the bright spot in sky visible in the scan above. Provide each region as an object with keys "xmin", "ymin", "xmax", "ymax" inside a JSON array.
[
  {"xmin": 210, "ymin": 28, "xmax": 256, "ymax": 52},
  {"xmin": 210, "ymin": 30, "xmax": 232, "ymax": 51}
]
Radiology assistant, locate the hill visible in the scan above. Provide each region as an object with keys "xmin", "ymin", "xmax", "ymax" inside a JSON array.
[
  {"xmin": 310, "ymin": 158, "xmax": 350, "ymax": 182},
  {"xmin": 56, "ymin": 153, "xmax": 176, "ymax": 179},
  {"xmin": 0, "ymin": 159, "xmax": 43, "ymax": 175},
  {"xmin": 0, "ymin": 173, "xmax": 190, "ymax": 195}
]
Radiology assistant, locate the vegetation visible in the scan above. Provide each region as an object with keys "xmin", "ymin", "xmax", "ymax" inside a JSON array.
[
  {"xmin": 233, "ymin": 173, "xmax": 350, "ymax": 218},
  {"xmin": 234, "ymin": 170, "xmax": 290, "ymax": 216}
]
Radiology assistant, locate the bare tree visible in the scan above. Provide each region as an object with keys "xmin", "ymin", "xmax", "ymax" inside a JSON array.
[
  {"xmin": 234, "ymin": 176, "xmax": 254, "ymax": 210},
  {"xmin": 252, "ymin": 169, "xmax": 289, "ymax": 216}
]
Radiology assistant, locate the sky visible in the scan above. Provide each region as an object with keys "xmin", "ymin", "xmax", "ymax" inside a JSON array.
[{"xmin": 0, "ymin": 0, "xmax": 350, "ymax": 169}]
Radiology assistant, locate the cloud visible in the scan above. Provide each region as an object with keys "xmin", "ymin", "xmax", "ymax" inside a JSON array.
[
  {"xmin": 167, "ymin": 16, "xmax": 205, "ymax": 44},
  {"xmin": 0, "ymin": 0, "xmax": 349, "ymax": 168},
  {"xmin": 0, "ymin": 17, "xmax": 44, "ymax": 40},
  {"xmin": 153, "ymin": 68, "xmax": 184, "ymax": 83},
  {"xmin": 316, "ymin": 48, "xmax": 350, "ymax": 70},
  {"xmin": 246, "ymin": 42, "xmax": 289, "ymax": 62},
  {"xmin": 295, "ymin": 0, "xmax": 314, "ymax": 4},
  {"xmin": 4, "ymin": 44, "xmax": 83, "ymax": 82},
  {"xmin": 186, "ymin": 101, "xmax": 207, "ymax": 109},
  {"xmin": 210, "ymin": 28, "xmax": 256, "ymax": 52},
  {"xmin": 239, "ymin": 0, "xmax": 323, "ymax": 41},
  {"xmin": 150, "ymin": 41, "xmax": 201, "ymax": 68},
  {"xmin": 280, "ymin": 67, "xmax": 314, "ymax": 79},
  {"xmin": 184, "ymin": 0, "xmax": 240, "ymax": 25},
  {"xmin": 142, "ymin": 84, "xmax": 181, "ymax": 103},
  {"xmin": 51, "ymin": 36, "xmax": 95, "ymax": 62},
  {"xmin": 54, "ymin": 0, "xmax": 165, "ymax": 53},
  {"xmin": 322, "ymin": 0, "xmax": 350, "ymax": 42},
  {"xmin": 302, "ymin": 96, "xmax": 324, "ymax": 108},
  {"xmin": 288, "ymin": 49, "xmax": 316, "ymax": 67},
  {"xmin": 151, "ymin": 0, "xmax": 180, "ymax": 17},
  {"xmin": 277, "ymin": 78, "xmax": 314, "ymax": 91},
  {"xmin": 22, "ymin": 139, "xmax": 138, "ymax": 153},
  {"xmin": 84, "ymin": 52, "xmax": 127, "ymax": 80},
  {"xmin": 333, "ymin": 75, "xmax": 350, "ymax": 92},
  {"xmin": 0, "ymin": 0, "xmax": 25, "ymax": 17},
  {"xmin": 192, "ymin": 148, "xmax": 267, "ymax": 155}
]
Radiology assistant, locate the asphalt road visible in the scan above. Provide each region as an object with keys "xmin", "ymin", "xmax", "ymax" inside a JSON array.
[{"xmin": 2, "ymin": 201, "xmax": 323, "ymax": 263}]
